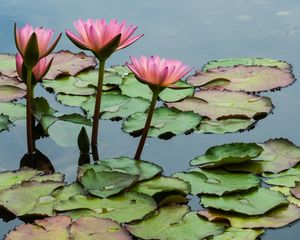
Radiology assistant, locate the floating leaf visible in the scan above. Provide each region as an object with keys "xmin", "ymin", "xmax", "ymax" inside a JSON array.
[
  {"xmin": 174, "ymin": 169, "xmax": 260, "ymax": 196},
  {"xmin": 263, "ymin": 166, "xmax": 300, "ymax": 187},
  {"xmin": 0, "ymin": 115, "xmax": 10, "ymax": 132},
  {"xmin": 0, "ymin": 102, "xmax": 26, "ymax": 122},
  {"xmin": 212, "ymin": 227, "xmax": 265, "ymax": 240},
  {"xmin": 126, "ymin": 205, "xmax": 224, "ymax": 240},
  {"xmin": 202, "ymin": 57, "xmax": 291, "ymax": 71},
  {"xmin": 0, "ymin": 180, "xmax": 64, "ymax": 216},
  {"xmin": 42, "ymin": 76, "xmax": 96, "ymax": 96},
  {"xmin": 55, "ymin": 192, "xmax": 157, "ymax": 223},
  {"xmin": 44, "ymin": 50, "xmax": 97, "ymax": 79},
  {"xmin": 0, "ymin": 75, "xmax": 26, "ymax": 102},
  {"xmin": 270, "ymin": 186, "xmax": 300, "ymax": 207},
  {"xmin": 167, "ymin": 90, "xmax": 272, "ymax": 121},
  {"xmin": 291, "ymin": 182, "xmax": 300, "ymax": 199},
  {"xmin": 33, "ymin": 97, "xmax": 56, "ymax": 121},
  {"xmin": 199, "ymin": 204, "xmax": 300, "ymax": 229},
  {"xmin": 5, "ymin": 216, "xmax": 132, "ymax": 240},
  {"xmin": 201, "ymin": 187, "xmax": 288, "ymax": 215},
  {"xmin": 78, "ymin": 157, "xmax": 162, "ymax": 181},
  {"xmin": 226, "ymin": 139, "xmax": 300, "ymax": 174},
  {"xmin": 122, "ymin": 107, "xmax": 201, "ymax": 139},
  {"xmin": 198, "ymin": 118, "xmax": 255, "ymax": 134},
  {"xmin": 106, "ymin": 65, "xmax": 131, "ymax": 77},
  {"xmin": 56, "ymin": 94, "xmax": 90, "ymax": 107},
  {"xmin": 190, "ymin": 142, "xmax": 263, "ymax": 167},
  {"xmin": 188, "ymin": 65, "xmax": 294, "ymax": 92},
  {"xmin": 120, "ymin": 74, "xmax": 194, "ymax": 102},
  {"xmin": 79, "ymin": 169, "xmax": 138, "ymax": 198},
  {"xmin": 131, "ymin": 176, "xmax": 190, "ymax": 197},
  {"xmin": 0, "ymin": 54, "xmax": 17, "ymax": 77},
  {"xmin": 81, "ymin": 92, "xmax": 150, "ymax": 119}
]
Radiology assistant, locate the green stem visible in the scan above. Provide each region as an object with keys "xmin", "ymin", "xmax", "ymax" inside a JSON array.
[
  {"xmin": 134, "ymin": 91, "xmax": 159, "ymax": 160},
  {"xmin": 26, "ymin": 69, "xmax": 34, "ymax": 154},
  {"xmin": 91, "ymin": 60, "xmax": 105, "ymax": 147}
]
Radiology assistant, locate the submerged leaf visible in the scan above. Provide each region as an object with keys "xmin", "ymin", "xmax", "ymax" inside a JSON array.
[
  {"xmin": 190, "ymin": 142, "xmax": 263, "ymax": 167},
  {"xmin": 126, "ymin": 205, "xmax": 224, "ymax": 240},
  {"xmin": 201, "ymin": 187, "xmax": 288, "ymax": 215},
  {"xmin": 167, "ymin": 90, "xmax": 272, "ymax": 121},
  {"xmin": 174, "ymin": 169, "xmax": 260, "ymax": 196},
  {"xmin": 0, "ymin": 115, "xmax": 10, "ymax": 132},
  {"xmin": 122, "ymin": 107, "xmax": 201, "ymax": 139}
]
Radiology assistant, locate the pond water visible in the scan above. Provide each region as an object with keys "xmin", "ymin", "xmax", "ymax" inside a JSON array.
[{"xmin": 1, "ymin": 0, "xmax": 300, "ymax": 238}]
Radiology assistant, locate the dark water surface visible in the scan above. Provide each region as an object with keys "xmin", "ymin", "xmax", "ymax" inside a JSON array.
[{"xmin": 1, "ymin": 0, "xmax": 300, "ymax": 238}]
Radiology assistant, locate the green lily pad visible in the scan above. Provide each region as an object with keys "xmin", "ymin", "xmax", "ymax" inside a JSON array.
[
  {"xmin": 106, "ymin": 65, "xmax": 131, "ymax": 77},
  {"xmin": 188, "ymin": 65, "xmax": 294, "ymax": 92},
  {"xmin": 0, "ymin": 115, "xmax": 10, "ymax": 132},
  {"xmin": 0, "ymin": 75, "xmax": 26, "ymax": 102},
  {"xmin": 212, "ymin": 227, "xmax": 265, "ymax": 240},
  {"xmin": 33, "ymin": 97, "xmax": 57, "ymax": 121},
  {"xmin": 51, "ymin": 183, "xmax": 87, "ymax": 202},
  {"xmin": 270, "ymin": 186, "xmax": 300, "ymax": 207},
  {"xmin": 174, "ymin": 169, "xmax": 260, "ymax": 196},
  {"xmin": 126, "ymin": 205, "xmax": 224, "ymax": 240},
  {"xmin": 81, "ymin": 92, "xmax": 150, "ymax": 119},
  {"xmin": 79, "ymin": 169, "xmax": 138, "ymax": 198},
  {"xmin": 167, "ymin": 90, "xmax": 273, "ymax": 121},
  {"xmin": 0, "ymin": 180, "xmax": 65, "ymax": 216},
  {"xmin": 202, "ymin": 57, "xmax": 291, "ymax": 71},
  {"xmin": 131, "ymin": 176, "xmax": 190, "ymax": 197},
  {"xmin": 42, "ymin": 76, "xmax": 96, "ymax": 96},
  {"xmin": 0, "ymin": 54, "xmax": 17, "ymax": 77},
  {"xmin": 55, "ymin": 192, "xmax": 157, "ymax": 223},
  {"xmin": 120, "ymin": 74, "xmax": 194, "ymax": 102},
  {"xmin": 201, "ymin": 187, "xmax": 288, "ymax": 215},
  {"xmin": 56, "ymin": 94, "xmax": 90, "ymax": 107},
  {"xmin": 122, "ymin": 107, "xmax": 201, "ymax": 139},
  {"xmin": 198, "ymin": 118, "xmax": 256, "ymax": 134},
  {"xmin": 5, "ymin": 216, "xmax": 132, "ymax": 240},
  {"xmin": 263, "ymin": 166, "xmax": 300, "ymax": 187},
  {"xmin": 190, "ymin": 142, "xmax": 263, "ymax": 167},
  {"xmin": 0, "ymin": 102, "xmax": 26, "ymax": 122},
  {"xmin": 199, "ymin": 204, "xmax": 300, "ymax": 229},
  {"xmin": 44, "ymin": 50, "xmax": 97, "ymax": 79},
  {"xmin": 226, "ymin": 139, "xmax": 300, "ymax": 174},
  {"xmin": 78, "ymin": 157, "xmax": 162, "ymax": 181}
]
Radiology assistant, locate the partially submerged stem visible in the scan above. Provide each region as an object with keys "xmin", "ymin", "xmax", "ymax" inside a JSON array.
[
  {"xmin": 26, "ymin": 69, "xmax": 34, "ymax": 154},
  {"xmin": 91, "ymin": 60, "xmax": 106, "ymax": 147},
  {"xmin": 134, "ymin": 90, "xmax": 159, "ymax": 160}
]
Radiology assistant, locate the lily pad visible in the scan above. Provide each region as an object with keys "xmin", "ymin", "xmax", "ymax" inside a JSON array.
[
  {"xmin": 201, "ymin": 187, "xmax": 288, "ymax": 215},
  {"xmin": 291, "ymin": 182, "xmax": 300, "ymax": 199},
  {"xmin": 167, "ymin": 90, "xmax": 273, "ymax": 121},
  {"xmin": 79, "ymin": 169, "xmax": 138, "ymax": 198},
  {"xmin": 270, "ymin": 186, "xmax": 300, "ymax": 207},
  {"xmin": 126, "ymin": 205, "xmax": 224, "ymax": 240},
  {"xmin": 202, "ymin": 57, "xmax": 291, "ymax": 71},
  {"xmin": 198, "ymin": 118, "xmax": 256, "ymax": 134},
  {"xmin": 106, "ymin": 65, "xmax": 131, "ymax": 77},
  {"xmin": 5, "ymin": 216, "xmax": 132, "ymax": 240},
  {"xmin": 212, "ymin": 227, "xmax": 265, "ymax": 240},
  {"xmin": 226, "ymin": 139, "xmax": 300, "ymax": 174},
  {"xmin": 0, "ymin": 75, "xmax": 26, "ymax": 102},
  {"xmin": 55, "ymin": 192, "xmax": 157, "ymax": 223},
  {"xmin": 174, "ymin": 169, "xmax": 260, "ymax": 196},
  {"xmin": 78, "ymin": 157, "xmax": 162, "ymax": 181},
  {"xmin": 188, "ymin": 65, "xmax": 294, "ymax": 92},
  {"xmin": 199, "ymin": 204, "xmax": 300, "ymax": 229},
  {"xmin": 120, "ymin": 74, "xmax": 194, "ymax": 102},
  {"xmin": 0, "ymin": 180, "xmax": 65, "ymax": 216},
  {"xmin": 0, "ymin": 54, "xmax": 17, "ymax": 77},
  {"xmin": 263, "ymin": 166, "xmax": 300, "ymax": 187},
  {"xmin": 190, "ymin": 142, "xmax": 263, "ymax": 167},
  {"xmin": 122, "ymin": 107, "xmax": 201, "ymax": 139},
  {"xmin": 56, "ymin": 94, "xmax": 91, "ymax": 107},
  {"xmin": 0, "ymin": 102, "xmax": 26, "ymax": 122},
  {"xmin": 44, "ymin": 50, "xmax": 97, "ymax": 79},
  {"xmin": 0, "ymin": 115, "xmax": 10, "ymax": 132},
  {"xmin": 81, "ymin": 92, "xmax": 150, "ymax": 119}
]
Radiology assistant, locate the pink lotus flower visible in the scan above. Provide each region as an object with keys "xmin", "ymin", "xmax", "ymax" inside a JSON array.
[
  {"xmin": 16, "ymin": 53, "xmax": 53, "ymax": 82},
  {"xmin": 66, "ymin": 19, "xmax": 143, "ymax": 60},
  {"xmin": 15, "ymin": 24, "xmax": 61, "ymax": 60},
  {"xmin": 126, "ymin": 56, "xmax": 192, "ymax": 87}
]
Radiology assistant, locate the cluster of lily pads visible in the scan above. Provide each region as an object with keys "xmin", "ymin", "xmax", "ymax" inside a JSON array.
[
  {"xmin": 1, "ymin": 138, "xmax": 300, "ymax": 239},
  {"xmin": 0, "ymin": 52, "xmax": 295, "ymax": 145}
]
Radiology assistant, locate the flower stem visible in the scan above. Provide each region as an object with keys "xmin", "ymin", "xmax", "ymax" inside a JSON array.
[
  {"xmin": 134, "ymin": 90, "xmax": 159, "ymax": 160},
  {"xmin": 91, "ymin": 60, "xmax": 105, "ymax": 147},
  {"xmin": 26, "ymin": 68, "xmax": 34, "ymax": 154}
]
